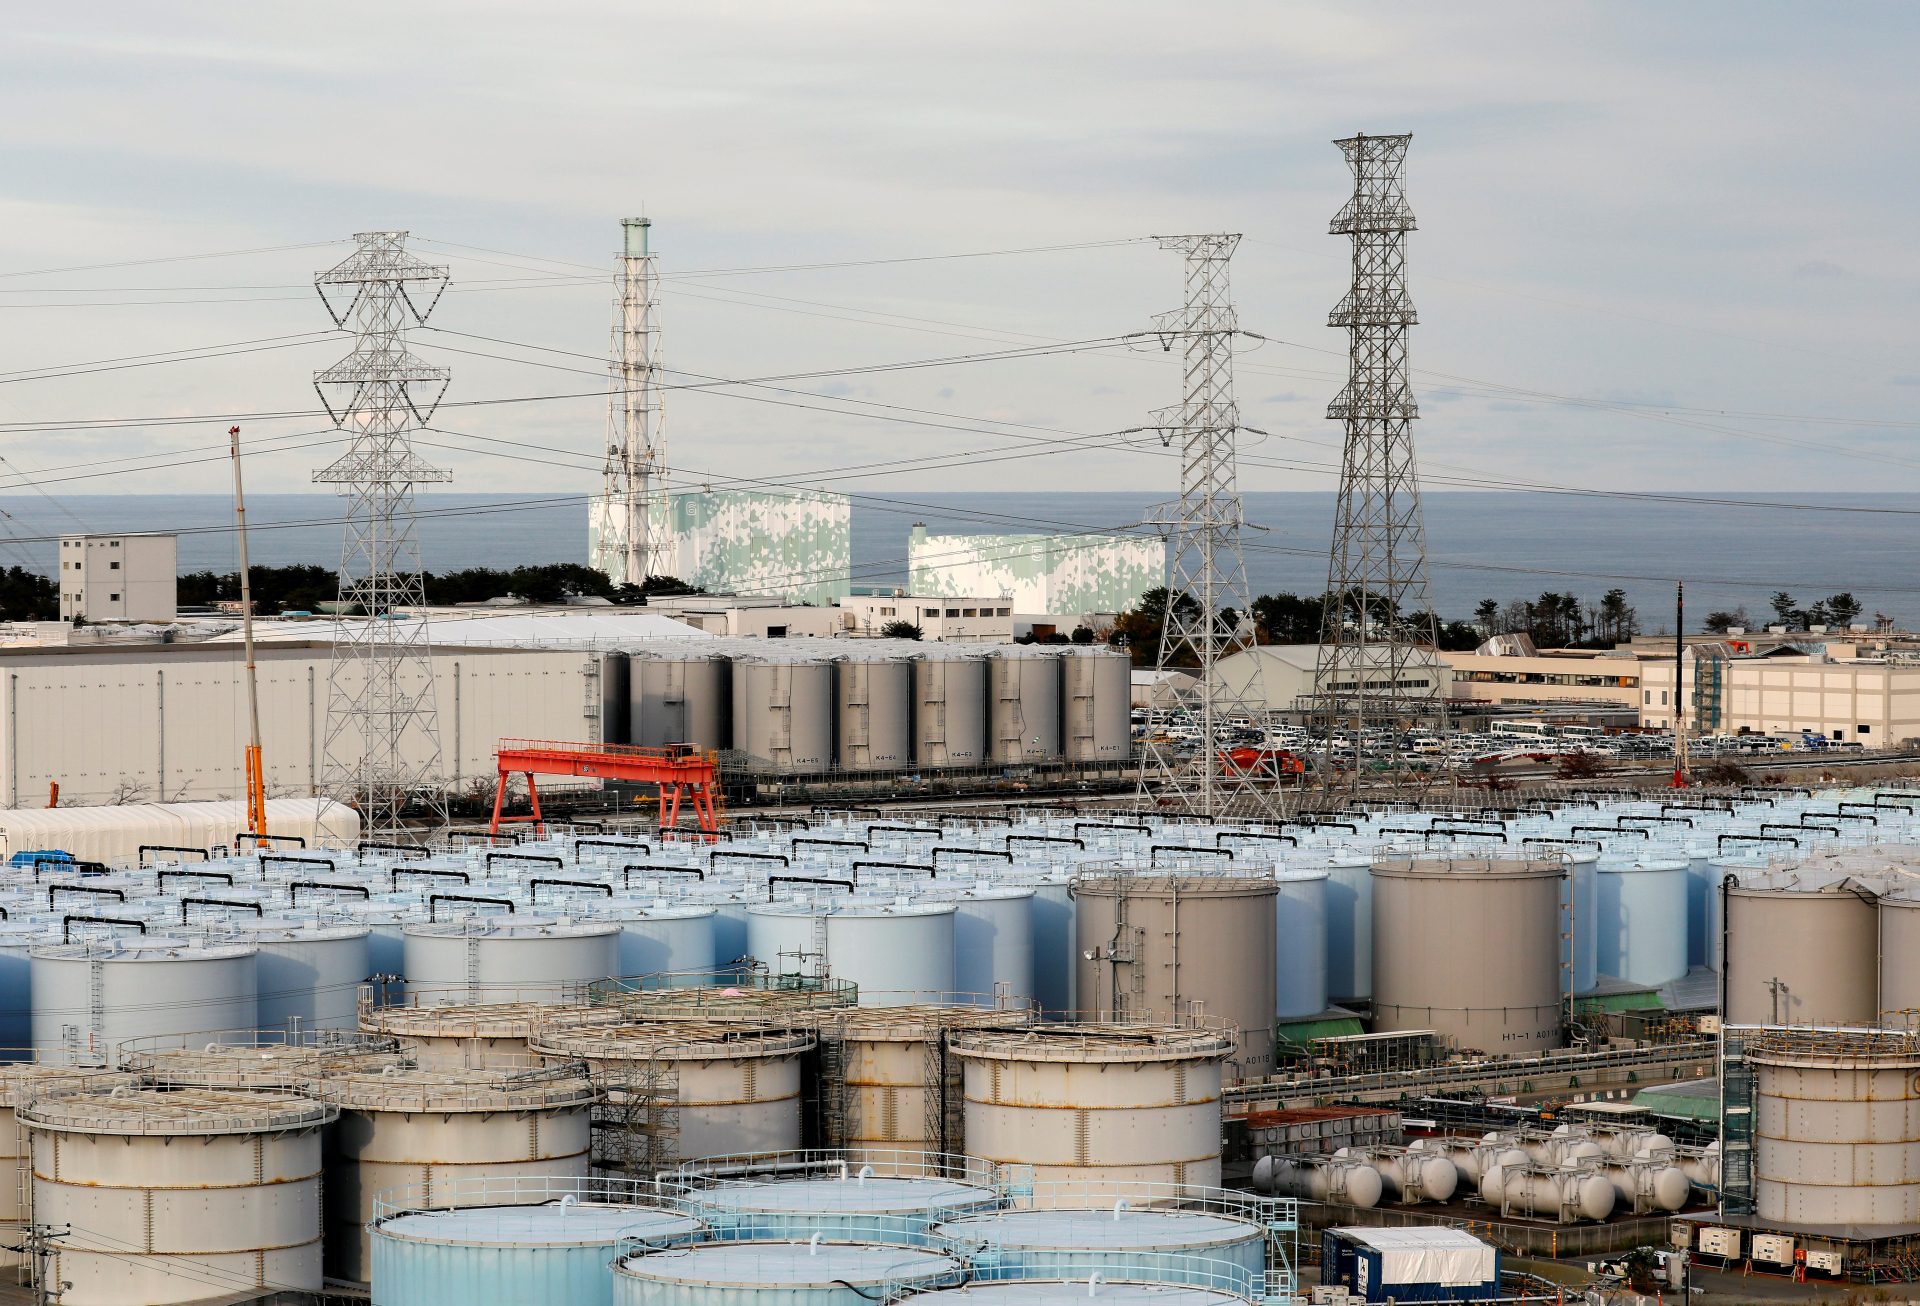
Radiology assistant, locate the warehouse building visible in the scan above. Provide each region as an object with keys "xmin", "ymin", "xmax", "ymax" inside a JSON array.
[{"xmin": 1210, "ymin": 644, "xmax": 1449, "ymax": 715}]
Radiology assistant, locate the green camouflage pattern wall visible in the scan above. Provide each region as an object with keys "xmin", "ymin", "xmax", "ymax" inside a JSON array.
[
  {"xmin": 907, "ymin": 525, "xmax": 1163, "ymax": 614},
  {"xmin": 591, "ymin": 489, "xmax": 852, "ymax": 605}
]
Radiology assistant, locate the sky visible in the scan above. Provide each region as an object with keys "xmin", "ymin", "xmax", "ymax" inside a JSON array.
[{"xmin": 0, "ymin": 2, "xmax": 1915, "ymax": 505}]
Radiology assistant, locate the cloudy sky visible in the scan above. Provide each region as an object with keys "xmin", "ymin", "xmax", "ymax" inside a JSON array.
[{"xmin": 0, "ymin": 1, "xmax": 1914, "ymax": 505}]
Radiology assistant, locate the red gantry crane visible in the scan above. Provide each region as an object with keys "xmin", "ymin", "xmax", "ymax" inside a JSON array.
[{"xmin": 489, "ymin": 739, "xmax": 721, "ymax": 839}]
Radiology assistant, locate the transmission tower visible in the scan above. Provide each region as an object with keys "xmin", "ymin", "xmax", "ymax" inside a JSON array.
[
  {"xmin": 1138, "ymin": 234, "xmax": 1280, "ymax": 820},
  {"xmin": 1308, "ymin": 133, "xmax": 1447, "ymax": 796},
  {"xmin": 600, "ymin": 216, "xmax": 665, "ymax": 587},
  {"xmin": 312, "ymin": 231, "xmax": 453, "ymax": 837}
]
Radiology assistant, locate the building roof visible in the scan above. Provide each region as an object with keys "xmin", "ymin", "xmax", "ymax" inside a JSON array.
[{"xmin": 213, "ymin": 611, "xmax": 711, "ymax": 647}]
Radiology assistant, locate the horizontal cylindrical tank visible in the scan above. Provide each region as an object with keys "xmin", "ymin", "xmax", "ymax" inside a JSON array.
[
  {"xmin": 1063, "ymin": 647, "xmax": 1131, "ymax": 764},
  {"xmin": 689, "ymin": 1170, "xmax": 999, "ymax": 1243},
  {"xmin": 1072, "ymin": 872, "xmax": 1278, "ymax": 1077},
  {"xmin": 369, "ymin": 1176, "xmax": 706, "ymax": 1306},
  {"xmin": 1600, "ymin": 1160, "xmax": 1692, "ymax": 1214},
  {"xmin": 1370, "ymin": 1148, "xmax": 1459, "ymax": 1205},
  {"xmin": 1274, "ymin": 870, "xmax": 1328, "ymax": 1020},
  {"xmin": 733, "ymin": 658, "xmax": 833, "ymax": 772},
  {"xmin": 1593, "ymin": 858, "xmax": 1689, "ymax": 987},
  {"xmin": 747, "ymin": 900, "xmax": 956, "ymax": 1003},
  {"xmin": 316, "ymin": 1065, "xmax": 598, "ymax": 1284},
  {"xmin": 952, "ymin": 1024, "xmax": 1231, "ymax": 1194},
  {"xmin": 30, "ymin": 936, "xmax": 258, "ymax": 1066},
  {"xmin": 914, "ymin": 654, "xmax": 989, "ymax": 769},
  {"xmin": 219, "ymin": 917, "xmax": 371, "ymax": 1031},
  {"xmin": 1370, "ymin": 856, "xmax": 1566, "ymax": 1055},
  {"xmin": 1482, "ymin": 1160, "xmax": 1616, "ymax": 1223},
  {"xmin": 529, "ymin": 1020, "xmax": 814, "ymax": 1163},
  {"xmin": 613, "ymin": 1241, "xmax": 964, "ymax": 1306},
  {"xmin": 836, "ymin": 656, "xmax": 914, "ymax": 772},
  {"xmin": 1251, "ymin": 1154, "xmax": 1383, "ymax": 1209},
  {"xmin": 23, "ymin": 1086, "xmax": 336, "ymax": 1305},
  {"xmin": 403, "ymin": 918, "xmax": 621, "ymax": 1004},
  {"xmin": 1748, "ymin": 1028, "xmax": 1920, "ymax": 1227},
  {"xmin": 633, "ymin": 654, "xmax": 731, "ymax": 751},
  {"xmin": 1724, "ymin": 874, "xmax": 1879, "ymax": 1026},
  {"xmin": 987, "ymin": 650, "xmax": 1063, "ymax": 764},
  {"xmin": 801, "ymin": 1006, "xmax": 1029, "ymax": 1164}
]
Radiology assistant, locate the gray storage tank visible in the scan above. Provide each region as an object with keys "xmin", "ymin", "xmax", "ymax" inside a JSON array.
[
  {"xmin": 1370, "ymin": 855, "xmax": 1566, "ymax": 1055},
  {"xmin": 1723, "ymin": 872, "xmax": 1880, "ymax": 1027},
  {"xmin": 1063, "ymin": 647, "xmax": 1133, "ymax": 764},
  {"xmin": 835, "ymin": 655, "xmax": 914, "ymax": 772},
  {"xmin": 633, "ymin": 653, "xmax": 732, "ymax": 751},
  {"xmin": 600, "ymin": 651, "xmax": 632, "ymax": 745},
  {"xmin": 733, "ymin": 657, "xmax": 834, "ymax": 772},
  {"xmin": 987, "ymin": 648, "xmax": 1063, "ymax": 764},
  {"xmin": 914, "ymin": 652, "xmax": 989, "ymax": 769}
]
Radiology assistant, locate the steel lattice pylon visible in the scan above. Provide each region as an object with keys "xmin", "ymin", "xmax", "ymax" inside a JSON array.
[
  {"xmin": 312, "ymin": 231, "xmax": 453, "ymax": 837},
  {"xmin": 1138, "ymin": 233, "xmax": 1281, "ymax": 820},
  {"xmin": 1308, "ymin": 134, "xmax": 1447, "ymax": 796},
  {"xmin": 594, "ymin": 216, "xmax": 665, "ymax": 587}
]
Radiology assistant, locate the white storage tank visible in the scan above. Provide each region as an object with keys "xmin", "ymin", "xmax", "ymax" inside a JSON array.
[
  {"xmin": 1274, "ymin": 869, "xmax": 1329, "ymax": 1020},
  {"xmin": 633, "ymin": 653, "xmax": 731, "ymax": 751},
  {"xmin": 1481, "ymin": 1157, "xmax": 1616, "ymax": 1223},
  {"xmin": 612, "ymin": 1240, "xmax": 964, "ymax": 1306},
  {"xmin": 529, "ymin": 1019, "xmax": 815, "ymax": 1165},
  {"xmin": 1724, "ymin": 872, "xmax": 1880, "ymax": 1026},
  {"xmin": 1565, "ymin": 850, "xmax": 1600, "ymax": 995},
  {"xmin": 30, "ymin": 935, "xmax": 258, "ymax": 1066},
  {"xmin": 368, "ymin": 1175, "xmax": 706, "ymax": 1306},
  {"xmin": 0, "ymin": 1066, "xmax": 128, "ymax": 1275},
  {"xmin": 1593, "ymin": 858, "xmax": 1689, "ymax": 987},
  {"xmin": 1251, "ymin": 1153, "xmax": 1384, "ymax": 1208},
  {"xmin": 1072, "ymin": 871, "xmax": 1278, "ymax": 1077},
  {"xmin": 1062, "ymin": 647, "xmax": 1132, "ymax": 764},
  {"xmin": 1747, "ymin": 1027, "xmax": 1920, "ymax": 1227},
  {"xmin": 593, "ymin": 901, "xmax": 720, "ymax": 979},
  {"xmin": 933, "ymin": 1200, "xmax": 1271, "ymax": 1285},
  {"xmin": 1003, "ymin": 867, "xmax": 1075, "ymax": 1018},
  {"xmin": 747, "ymin": 899, "xmax": 956, "ymax": 1004},
  {"xmin": 836, "ymin": 655, "xmax": 915, "ymax": 772},
  {"xmin": 218, "ymin": 915, "xmax": 372, "ymax": 1032},
  {"xmin": 403, "ymin": 917, "xmax": 621, "ymax": 1004},
  {"xmin": 801, "ymin": 1005, "xmax": 1030, "ymax": 1163},
  {"xmin": 733, "ymin": 658, "xmax": 834, "ymax": 772},
  {"xmin": 315, "ymin": 1063, "xmax": 598, "ymax": 1284},
  {"xmin": 930, "ymin": 883, "xmax": 1035, "ymax": 1007},
  {"xmin": 23, "ymin": 1085, "xmax": 335, "ymax": 1305},
  {"xmin": 951, "ymin": 1024, "xmax": 1232, "ymax": 1194},
  {"xmin": 987, "ymin": 648, "xmax": 1063, "ymax": 764},
  {"xmin": 1370, "ymin": 856, "xmax": 1565, "ymax": 1055},
  {"xmin": 914, "ymin": 652, "xmax": 989, "ymax": 768}
]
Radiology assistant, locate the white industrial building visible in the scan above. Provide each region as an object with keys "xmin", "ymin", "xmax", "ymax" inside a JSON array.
[
  {"xmin": 907, "ymin": 524, "xmax": 1161, "ymax": 616},
  {"xmin": 1210, "ymin": 644, "xmax": 1450, "ymax": 714},
  {"xmin": 589, "ymin": 488, "xmax": 853, "ymax": 606},
  {"xmin": 1641, "ymin": 646, "xmax": 1920, "ymax": 745},
  {"xmin": 57, "ymin": 532, "xmax": 177, "ymax": 624}
]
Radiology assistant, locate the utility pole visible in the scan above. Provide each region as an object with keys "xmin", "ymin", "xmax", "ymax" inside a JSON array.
[
  {"xmin": 16, "ymin": 1221, "xmax": 69, "ymax": 1306},
  {"xmin": 312, "ymin": 231, "xmax": 453, "ymax": 839},
  {"xmin": 230, "ymin": 425, "xmax": 266, "ymax": 842},
  {"xmin": 597, "ymin": 216, "xmax": 665, "ymax": 589},
  {"xmin": 1309, "ymin": 132, "xmax": 1446, "ymax": 800},
  {"xmin": 1138, "ymin": 233, "xmax": 1280, "ymax": 821}
]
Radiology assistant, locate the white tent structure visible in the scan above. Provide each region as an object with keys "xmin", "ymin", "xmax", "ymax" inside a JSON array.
[{"xmin": 0, "ymin": 798, "xmax": 359, "ymax": 867}]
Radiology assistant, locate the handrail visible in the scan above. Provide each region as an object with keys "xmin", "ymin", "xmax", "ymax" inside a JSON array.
[
  {"xmin": 1074, "ymin": 821, "xmax": 1150, "ymax": 836},
  {"xmin": 1150, "ymin": 845, "xmax": 1234, "ymax": 865},
  {"xmin": 240, "ymin": 831, "xmax": 306, "ymax": 847},
  {"xmin": 931, "ymin": 847, "xmax": 1013, "ymax": 865},
  {"xmin": 712, "ymin": 850, "xmax": 788, "ymax": 869},
  {"xmin": 530, "ymin": 878, "xmax": 615, "ymax": 901},
  {"xmin": 485, "ymin": 851, "xmax": 564, "ymax": 872},
  {"xmin": 1006, "ymin": 835, "xmax": 1086, "ymax": 851},
  {"xmin": 1217, "ymin": 831, "xmax": 1297, "ymax": 848},
  {"xmin": 63, "ymin": 915, "xmax": 146, "ymax": 944},
  {"xmin": 393, "ymin": 867, "xmax": 470, "ymax": 888},
  {"xmin": 428, "ymin": 894, "xmax": 515, "ymax": 922},
  {"xmin": 360, "ymin": 841, "xmax": 431, "ymax": 860},
  {"xmin": 1719, "ymin": 833, "xmax": 1798, "ymax": 850},
  {"xmin": 157, "ymin": 868, "xmax": 235, "ymax": 891},
  {"xmin": 289, "ymin": 881, "xmax": 371, "ymax": 906},
  {"xmin": 575, "ymin": 839, "xmax": 650, "ymax": 860},
  {"xmin": 792, "ymin": 837, "xmax": 869, "ymax": 854},
  {"xmin": 181, "ymin": 897, "xmax": 264, "ymax": 922},
  {"xmin": 48, "ymin": 884, "xmax": 125, "ymax": 908},
  {"xmin": 139, "ymin": 844, "xmax": 208, "ymax": 864},
  {"xmin": 621, "ymin": 863, "xmax": 705, "ymax": 887},
  {"xmin": 260, "ymin": 854, "xmax": 337, "ymax": 875},
  {"xmin": 850, "ymin": 861, "xmax": 937, "ymax": 880},
  {"xmin": 768, "ymin": 875, "xmax": 856, "ymax": 900}
]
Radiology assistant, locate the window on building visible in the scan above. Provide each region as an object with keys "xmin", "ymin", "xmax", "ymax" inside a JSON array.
[
  {"xmin": 109, "ymin": 540, "xmax": 119, "ymax": 547},
  {"xmin": 1860, "ymin": 724, "xmax": 1873, "ymax": 735},
  {"xmin": 997, "ymin": 607, "xmax": 1010, "ymax": 616},
  {"xmin": 963, "ymin": 608, "xmax": 977, "ymax": 617},
  {"xmin": 924, "ymin": 608, "xmax": 939, "ymax": 618},
  {"xmin": 1660, "ymin": 691, "xmax": 1668, "ymax": 705},
  {"xmin": 109, "ymin": 560, "xmax": 119, "ymax": 570},
  {"xmin": 767, "ymin": 625, "xmax": 787, "ymax": 638},
  {"xmin": 108, "ymin": 593, "xmax": 120, "ymax": 602},
  {"xmin": 946, "ymin": 608, "xmax": 960, "ymax": 617}
]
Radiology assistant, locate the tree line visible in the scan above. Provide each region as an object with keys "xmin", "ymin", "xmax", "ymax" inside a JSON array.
[
  {"xmin": 1702, "ymin": 591, "xmax": 1866, "ymax": 634},
  {"xmin": 177, "ymin": 564, "xmax": 703, "ymax": 615}
]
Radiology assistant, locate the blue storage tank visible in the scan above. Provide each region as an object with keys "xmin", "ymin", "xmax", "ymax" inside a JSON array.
[
  {"xmin": 689, "ymin": 1172, "xmax": 999, "ymax": 1243},
  {"xmin": 369, "ymin": 1181, "xmax": 705, "ymax": 1306},
  {"xmin": 1594, "ymin": 857, "xmax": 1689, "ymax": 986},
  {"xmin": 613, "ymin": 1240, "xmax": 964, "ymax": 1306},
  {"xmin": 1323, "ymin": 854, "xmax": 1373, "ymax": 1003},
  {"xmin": 1563, "ymin": 851, "xmax": 1600, "ymax": 995},
  {"xmin": 1321, "ymin": 1226, "xmax": 1498, "ymax": 1303},
  {"xmin": 1274, "ymin": 869, "xmax": 1328, "ymax": 1019},
  {"xmin": 933, "ymin": 1205, "xmax": 1269, "ymax": 1285}
]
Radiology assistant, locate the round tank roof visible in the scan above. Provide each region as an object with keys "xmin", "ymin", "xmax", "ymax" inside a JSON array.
[
  {"xmin": 126, "ymin": 1038, "xmax": 400, "ymax": 1088},
  {"xmin": 747, "ymin": 899, "xmax": 955, "ymax": 920},
  {"xmin": 365, "ymin": 1000, "xmax": 594, "ymax": 1040},
  {"xmin": 907, "ymin": 1283, "xmax": 1243, "ymax": 1306},
  {"xmin": 18, "ymin": 1085, "xmax": 335, "ymax": 1136},
  {"xmin": 216, "ymin": 917, "xmax": 370, "ymax": 941},
  {"xmin": 29, "ymin": 936, "xmax": 256, "ymax": 962},
  {"xmin": 403, "ymin": 917, "xmax": 621, "ymax": 940},
  {"xmin": 0, "ymin": 1065, "xmax": 131, "ymax": 1108},
  {"xmin": 800, "ymin": 1004, "xmax": 1031, "ymax": 1039},
  {"xmin": 949, "ymin": 1023, "xmax": 1235, "ymax": 1064},
  {"xmin": 531, "ymin": 1019, "xmax": 816, "ymax": 1063},
  {"xmin": 592, "ymin": 902, "xmax": 717, "ymax": 921},
  {"xmin": 315, "ymin": 1065, "xmax": 597, "ymax": 1112},
  {"xmin": 1370, "ymin": 855, "xmax": 1566, "ymax": 880},
  {"xmin": 693, "ymin": 1175, "xmax": 995, "ymax": 1216},
  {"xmin": 935, "ymin": 1206, "xmax": 1260, "ymax": 1252},
  {"xmin": 1595, "ymin": 858, "xmax": 1689, "ymax": 874},
  {"xmin": 378, "ymin": 1201, "xmax": 702, "ymax": 1247},
  {"xmin": 1745, "ymin": 1027, "xmax": 1920, "ymax": 1069},
  {"xmin": 613, "ymin": 1240, "xmax": 961, "ymax": 1288}
]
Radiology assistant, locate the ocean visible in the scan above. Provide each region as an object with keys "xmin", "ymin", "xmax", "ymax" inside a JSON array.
[{"xmin": 3, "ymin": 491, "xmax": 1912, "ymax": 628}]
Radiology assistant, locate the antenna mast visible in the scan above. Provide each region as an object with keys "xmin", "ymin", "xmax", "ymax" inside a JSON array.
[{"xmin": 312, "ymin": 231, "xmax": 453, "ymax": 839}]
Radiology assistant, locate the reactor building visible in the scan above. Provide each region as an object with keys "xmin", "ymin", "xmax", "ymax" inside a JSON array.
[
  {"xmin": 907, "ymin": 524, "xmax": 1162, "ymax": 617},
  {"xmin": 590, "ymin": 487, "xmax": 853, "ymax": 606}
]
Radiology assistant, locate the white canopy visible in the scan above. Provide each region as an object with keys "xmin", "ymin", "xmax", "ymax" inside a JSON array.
[
  {"xmin": 1338, "ymin": 1226, "xmax": 1495, "ymax": 1286},
  {"xmin": 0, "ymin": 798, "xmax": 360, "ymax": 867}
]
